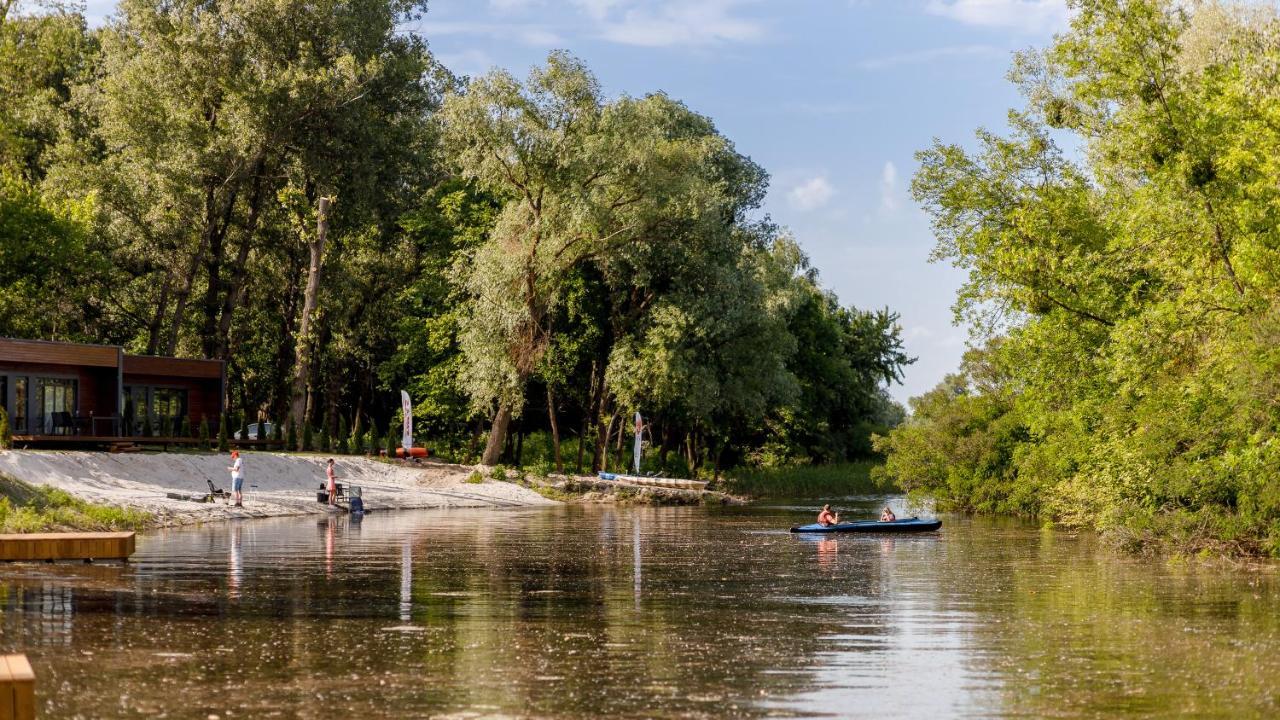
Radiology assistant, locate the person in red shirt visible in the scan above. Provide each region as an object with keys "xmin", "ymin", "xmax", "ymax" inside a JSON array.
[{"xmin": 817, "ymin": 504, "xmax": 840, "ymax": 526}]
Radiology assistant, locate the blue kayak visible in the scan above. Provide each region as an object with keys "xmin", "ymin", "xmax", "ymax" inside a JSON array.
[{"xmin": 790, "ymin": 517, "xmax": 942, "ymax": 534}]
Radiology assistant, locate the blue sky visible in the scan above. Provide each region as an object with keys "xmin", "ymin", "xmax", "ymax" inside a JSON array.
[{"xmin": 82, "ymin": 0, "xmax": 1071, "ymax": 404}]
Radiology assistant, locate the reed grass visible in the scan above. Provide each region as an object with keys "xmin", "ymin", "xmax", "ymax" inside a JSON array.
[{"xmin": 0, "ymin": 474, "xmax": 152, "ymax": 533}]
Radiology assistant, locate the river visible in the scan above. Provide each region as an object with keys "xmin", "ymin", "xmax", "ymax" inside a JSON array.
[{"xmin": 2, "ymin": 497, "xmax": 1277, "ymax": 718}]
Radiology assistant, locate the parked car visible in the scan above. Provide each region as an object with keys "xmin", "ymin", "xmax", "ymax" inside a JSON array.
[{"xmin": 233, "ymin": 422, "xmax": 275, "ymax": 440}]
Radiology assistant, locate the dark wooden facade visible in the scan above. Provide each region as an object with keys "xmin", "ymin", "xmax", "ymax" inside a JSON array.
[{"xmin": 0, "ymin": 338, "xmax": 224, "ymax": 438}]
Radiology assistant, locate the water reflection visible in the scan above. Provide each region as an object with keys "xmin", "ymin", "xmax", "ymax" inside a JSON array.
[{"xmin": 0, "ymin": 502, "xmax": 1275, "ymax": 719}]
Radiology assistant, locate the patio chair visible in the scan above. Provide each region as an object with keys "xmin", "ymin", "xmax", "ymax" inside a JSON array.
[
  {"xmin": 50, "ymin": 411, "xmax": 74, "ymax": 435},
  {"xmin": 206, "ymin": 479, "xmax": 231, "ymax": 503}
]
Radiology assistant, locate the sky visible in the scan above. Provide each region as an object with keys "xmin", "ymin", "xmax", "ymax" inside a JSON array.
[{"xmin": 81, "ymin": 0, "xmax": 1072, "ymax": 405}]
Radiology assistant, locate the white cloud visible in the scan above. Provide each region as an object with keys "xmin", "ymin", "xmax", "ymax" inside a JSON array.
[
  {"xmin": 925, "ymin": 0, "xmax": 1070, "ymax": 34},
  {"xmin": 595, "ymin": 0, "xmax": 766, "ymax": 47},
  {"xmin": 855, "ymin": 44, "xmax": 1009, "ymax": 71},
  {"xmin": 489, "ymin": 0, "xmax": 540, "ymax": 13},
  {"xmin": 418, "ymin": 20, "xmax": 561, "ymax": 46},
  {"xmin": 572, "ymin": 0, "xmax": 623, "ymax": 21},
  {"xmin": 788, "ymin": 176, "xmax": 836, "ymax": 212},
  {"xmin": 880, "ymin": 161, "xmax": 898, "ymax": 212},
  {"xmin": 435, "ymin": 49, "xmax": 499, "ymax": 78}
]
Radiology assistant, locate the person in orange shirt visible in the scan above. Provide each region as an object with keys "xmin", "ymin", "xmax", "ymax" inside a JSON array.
[{"xmin": 817, "ymin": 504, "xmax": 840, "ymax": 526}]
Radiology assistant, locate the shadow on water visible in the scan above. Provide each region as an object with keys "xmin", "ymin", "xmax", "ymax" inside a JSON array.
[{"xmin": 0, "ymin": 502, "xmax": 1277, "ymax": 718}]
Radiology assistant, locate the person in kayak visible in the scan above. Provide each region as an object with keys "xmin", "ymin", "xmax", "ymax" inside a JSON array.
[
  {"xmin": 817, "ymin": 504, "xmax": 840, "ymax": 526},
  {"xmin": 880, "ymin": 506, "xmax": 896, "ymax": 522}
]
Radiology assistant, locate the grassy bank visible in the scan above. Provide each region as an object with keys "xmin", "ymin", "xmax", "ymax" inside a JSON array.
[
  {"xmin": 719, "ymin": 461, "xmax": 893, "ymax": 498},
  {"xmin": 0, "ymin": 474, "xmax": 153, "ymax": 533}
]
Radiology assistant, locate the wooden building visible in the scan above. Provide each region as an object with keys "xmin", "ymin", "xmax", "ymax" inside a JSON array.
[{"xmin": 0, "ymin": 338, "xmax": 224, "ymax": 439}]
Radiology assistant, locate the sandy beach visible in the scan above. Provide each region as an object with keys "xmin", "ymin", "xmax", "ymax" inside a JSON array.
[{"xmin": 0, "ymin": 450, "xmax": 556, "ymax": 526}]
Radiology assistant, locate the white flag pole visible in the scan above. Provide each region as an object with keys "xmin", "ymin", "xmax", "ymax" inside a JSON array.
[{"xmin": 400, "ymin": 390, "xmax": 413, "ymax": 453}]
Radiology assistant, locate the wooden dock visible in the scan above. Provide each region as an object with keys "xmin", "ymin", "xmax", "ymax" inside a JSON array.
[
  {"xmin": 0, "ymin": 654, "xmax": 35, "ymax": 720},
  {"xmin": 0, "ymin": 532, "xmax": 135, "ymax": 563}
]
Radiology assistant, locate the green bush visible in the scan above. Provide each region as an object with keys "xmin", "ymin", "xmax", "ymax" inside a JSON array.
[
  {"xmin": 721, "ymin": 461, "xmax": 886, "ymax": 498},
  {"xmin": 303, "ymin": 423, "xmax": 314, "ymax": 452},
  {"xmin": 349, "ymin": 418, "xmax": 363, "ymax": 455},
  {"xmin": 199, "ymin": 416, "xmax": 211, "ymax": 447},
  {"xmin": 489, "ymin": 464, "xmax": 508, "ymax": 481},
  {"xmin": 0, "ymin": 475, "xmax": 152, "ymax": 532},
  {"xmin": 142, "ymin": 413, "xmax": 153, "ymax": 438},
  {"xmin": 385, "ymin": 428, "xmax": 396, "ymax": 458},
  {"xmin": 180, "ymin": 415, "xmax": 192, "ymax": 438},
  {"xmin": 286, "ymin": 422, "xmax": 298, "ymax": 452},
  {"xmin": 217, "ymin": 415, "xmax": 229, "ymax": 451},
  {"xmin": 466, "ymin": 471, "xmax": 484, "ymax": 484},
  {"xmin": 319, "ymin": 426, "xmax": 331, "ymax": 453},
  {"xmin": 337, "ymin": 415, "xmax": 350, "ymax": 455},
  {"xmin": 0, "ymin": 406, "xmax": 10, "ymax": 449}
]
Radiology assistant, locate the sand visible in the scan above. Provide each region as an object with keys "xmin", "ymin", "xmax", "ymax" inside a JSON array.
[{"xmin": 0, "ymin": 450, "xmax": 556, "ymax": 525}]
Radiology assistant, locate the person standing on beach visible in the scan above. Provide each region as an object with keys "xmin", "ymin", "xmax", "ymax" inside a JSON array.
[
  {"xmin": 326, "ymin": 458, "xmax": 339, "ymax": 506},
  {"xmin": 227, "ymin": 450, "xmax": 244, "ymax": 507}
]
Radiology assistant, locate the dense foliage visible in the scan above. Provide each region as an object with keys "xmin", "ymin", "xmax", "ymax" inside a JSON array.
[
  {"xmin": 0, "ymin": 0, "xmax": 910, "ymax": 475},
  {"xmin": 876, "ymin": 0, "xmax": 1280, "ymax": 555}
]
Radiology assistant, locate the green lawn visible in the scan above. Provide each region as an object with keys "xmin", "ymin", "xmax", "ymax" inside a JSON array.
[{"xmin": 0, "ymin": 474, "xmax": 152, "ymax": 533}]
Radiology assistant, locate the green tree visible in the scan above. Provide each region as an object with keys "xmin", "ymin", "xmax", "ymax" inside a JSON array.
[
  {"xmin": 881, "ymin": 0, "xmax": 1280, "ymax": 555},
  {"xmin": 440, "ymin": 51, "xmax": 755, "ymax": 464}
]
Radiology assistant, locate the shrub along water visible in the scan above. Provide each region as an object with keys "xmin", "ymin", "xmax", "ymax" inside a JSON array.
[
  {"xmin": 720, "ymin": 462, "xmax": 890, "ymax": 499},
  {"xmin": 876, "ymin": 1, "xmax": 1280, "ymax": 557},
  {"xmin": 0, "ymin": 474, "xmax": 152, "ymax": 532}
]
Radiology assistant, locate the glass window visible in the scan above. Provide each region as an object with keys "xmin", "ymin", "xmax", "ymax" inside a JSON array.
[
  {"xmin": 37, "ymin": 378, "xmax": 77, "ymax": 434},
  {"xmin": 124, "ymin": 386, "xmax": 148, "ymax": 435},
  {"xmin": 153, "ymin": 388, "xmax": 187, "ymax": 433},
  {"xmin": 13, "ymin": 377, "xmax": 27, "ymax": 433}
]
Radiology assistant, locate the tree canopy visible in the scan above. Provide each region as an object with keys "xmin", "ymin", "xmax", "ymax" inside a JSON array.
[
  {"xmin": 0, "ymin": 0, "xmax": 910, "ymax": 478},
  {"xmin": 876, "ymin": 0, "xmax": 1280, "ymax": 556}
]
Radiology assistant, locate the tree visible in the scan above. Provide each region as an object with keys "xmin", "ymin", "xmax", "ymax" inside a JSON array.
[
  {"xmin": 882, "ymin": 0, "xmax": 1280, "ymax": 555},
  {"xmin": 440, "ymin": 52, "xmax": 756, "ymax": 464}
]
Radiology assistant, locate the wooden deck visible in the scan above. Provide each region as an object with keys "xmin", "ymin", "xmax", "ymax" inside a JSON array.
[
  {"xmin": 0, "ymin": 654, "xmax": 35, "ymax": 720},
  {"xmin": 0, "ymin": 532, "xmax": 135, "ymax": 562},
  {"xmin": 10, "ymin": 434, "xmax": 276, "ymax": 449}
]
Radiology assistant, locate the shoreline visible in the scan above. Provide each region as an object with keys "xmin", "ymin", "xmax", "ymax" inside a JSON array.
[
  {"xmin": 0, "ymin": 450, "xmax": 557, "ymax": 529},
  {"xmin": 0, "ymin": 450, "xmax": 740, "ymax": 532}
]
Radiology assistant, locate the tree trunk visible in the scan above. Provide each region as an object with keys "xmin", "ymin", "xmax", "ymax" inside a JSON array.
[
  {"xmin": 215, "ymin": 159, "xmax": 268, "ymax": 360},
  {"xmin": 481, "ymin": 404, "xmax": 512, "ymax": 465},
  {"xmin": 547, "ymin": 385, "xmax": 562, "ymax": 473},
  {"xmin": 165, "ymin": 235, "xmax": 207, "ymax": 356},
  {"xmin": 290, "ymin": 196, "xmax": 330, "ymax": 442},
  {"xmin": 145, "ymin": 277, "xmax": 172, "ymax": 355}
]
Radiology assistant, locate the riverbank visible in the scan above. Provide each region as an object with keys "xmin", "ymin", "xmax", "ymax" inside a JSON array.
[
  {"xmin": 717, "ymin": 461, "xmax": 889, "ymax": 498},
  {"xmin": 0, "ymin": 450, "xmax": 556, "ymax": 528}
]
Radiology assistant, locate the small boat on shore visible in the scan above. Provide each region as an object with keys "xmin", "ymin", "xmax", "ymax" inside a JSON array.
[
  {"xmin": 596, "ymin": 472, "xmax": 709, "ymax": 491},
  {"xmin": 790, "ymin": 517, "xmax": 942, "ymax": 534}
]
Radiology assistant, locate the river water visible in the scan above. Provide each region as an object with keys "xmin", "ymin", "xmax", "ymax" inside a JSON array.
[{"xmin": 1, "ymin": 497, "xmax": 1277, "ymax": 719}]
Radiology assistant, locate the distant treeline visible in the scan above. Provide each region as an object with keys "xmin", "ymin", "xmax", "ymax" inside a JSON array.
[
  {"xmin": 875, "ymin": 0, "xmax": 1280, "ymax": 556},
  {"xmin": 0, "ymin": 0, "xmax": 911, "ymax": 474}
]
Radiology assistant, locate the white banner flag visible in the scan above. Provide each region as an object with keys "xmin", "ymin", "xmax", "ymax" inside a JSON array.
[{"xmin": 401, "ymin": 390, "xmax": 413, "ymax": 451}]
